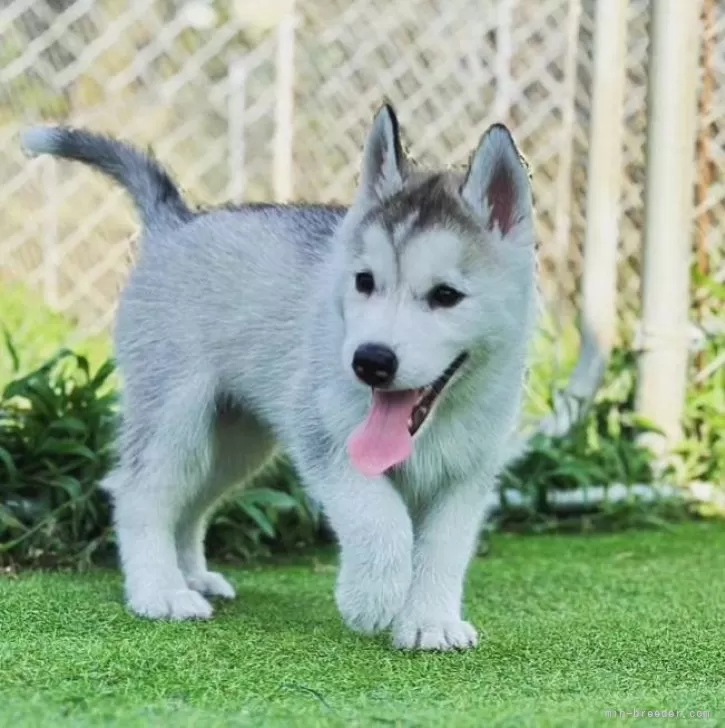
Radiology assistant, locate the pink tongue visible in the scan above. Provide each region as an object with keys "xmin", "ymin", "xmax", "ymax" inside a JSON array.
[{"xmin": 348, "ymin": 390, "xmax": 420, "ymax": 477}]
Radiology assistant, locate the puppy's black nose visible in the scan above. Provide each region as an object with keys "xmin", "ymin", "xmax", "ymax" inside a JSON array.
[{"xmin": 352, "ymin": 343, "xmax": 398, "ymax": 387}]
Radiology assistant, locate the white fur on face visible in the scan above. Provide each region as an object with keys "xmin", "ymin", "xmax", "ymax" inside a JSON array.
[{"xmin": 340, "ymin": 219, "xmax": 536, "ymax": 390}]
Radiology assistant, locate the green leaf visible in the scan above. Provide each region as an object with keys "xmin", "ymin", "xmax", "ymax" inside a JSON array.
[
  {"xmin": 242, "ymin": 503, "xmax": 276, "ymax": 538},
  {"xmin": 0, "ymin": 445, "xmax": 18, "ymax": 481},
  {"xmin": 4, "ymin": 377, "xmax": 59, "ymax": 418},
  {"xmin": 93, "ymin": 393, "xmax": 119, "ymax": 410},
  {"xmin": 621, "ymin": 413, "xmax": 663, "ymax": 434},
  {"xmin": 550, "ymin": 463, "xmax": 593, "ymax": 488},
  {"xmin": 243, "ymin": 488, "xmax": 301, "ymax": 510},
  {"xmin": 51, "ymin": 475, "xmax": 83, "ymax": 501},
  {"xmin": 2, "ymin": 328, "xmax": 21, "ymax": 373},
  {"xmin": 75, "ymin": 355, "xmax": 90, "ymax": 377},
  {"xmin": 36, "ymin": 439, "xmax": 97, "ymax": 461},
  {"xmin": 47, "ymin": 417, "xmax": 88, "ymax": 436},
  {"xmin": 0, "ymin": 505, "xmax": 26, "ymax": 532},
  {"xmin": 90, "ymin": 360, "xmax": 115, "ymax": 391},
  {"xmin": 606, "ymin": 406, "xmax": 621, "ymax": 438}
]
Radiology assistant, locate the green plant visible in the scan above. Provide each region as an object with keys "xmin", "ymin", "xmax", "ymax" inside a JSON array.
[
  {"xmin": 499, "ymin": 347, "xmax": 690, "ymax": 532},
  {"xmin": 0, "ymin": 345, "xmax": 117, "ymax": 567},
  {"xmin": 207, "ymin": 457, "xmax": 325, "ymax": 563},
  {"xmin": 668, "ymin": 268, "xmax": 725, "ymax": 490},
  {"xmin": 672, "ymin": 367, "xmax": 725, "ymax": 489}
]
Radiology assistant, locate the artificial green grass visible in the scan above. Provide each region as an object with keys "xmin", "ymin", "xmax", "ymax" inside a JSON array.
[{"xmin": 2, "ymin": 524, "xmax": 724, "ymax": 727}]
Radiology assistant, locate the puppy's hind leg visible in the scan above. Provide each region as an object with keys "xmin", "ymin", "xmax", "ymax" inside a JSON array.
[
  {"xmin": 104, "ymin": 377, "xmax": 217, "ymax": 620},
  {"xmin": 176, "ymin": 410, "xmax": 276, "ymax": 600},
  {"xmin": 176, "ymin": 500, "xmax": 236, "ymax": 600}
]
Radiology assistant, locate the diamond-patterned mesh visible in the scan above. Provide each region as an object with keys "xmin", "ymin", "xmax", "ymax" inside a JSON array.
[
  {"xmin": 697, "ymin": 0, "xmax": 725, "ymax": 288},
  {"xmin": 0, "ymin": 0, "xmax": 718, "ymax": 352}
]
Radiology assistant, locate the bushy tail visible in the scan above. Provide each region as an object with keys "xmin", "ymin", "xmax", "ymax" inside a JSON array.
[{"xmin": 21, "ymin": 126, "xmax": 193, "ymax": 231}]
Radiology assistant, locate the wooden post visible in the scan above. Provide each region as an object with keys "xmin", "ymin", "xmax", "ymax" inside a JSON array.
[{"xmin": 636, "ymin": 0, "xmax": 704, "ymax": 446}]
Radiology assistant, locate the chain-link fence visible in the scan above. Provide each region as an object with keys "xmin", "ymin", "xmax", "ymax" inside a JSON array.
[{"xmin": 0, "ymin": 0, "xmax": 721, "ymax": 348}]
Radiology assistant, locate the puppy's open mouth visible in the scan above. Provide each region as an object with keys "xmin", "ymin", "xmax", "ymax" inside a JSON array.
[
  {"xmin": 347, "ymin": 352, "xmax": 468, "ymax": 477},
  {"xmin": 407, "ymin": 352, "xmax": 469, "ymax": 435}
]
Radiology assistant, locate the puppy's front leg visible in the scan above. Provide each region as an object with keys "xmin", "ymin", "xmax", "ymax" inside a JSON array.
[
  {"xmin": 392, "ymin": 479, "xmax": 492, "ymax": 651},
  {"xmin": 311, "ymin": 465, "xmax": 413, "ymax": 635}
]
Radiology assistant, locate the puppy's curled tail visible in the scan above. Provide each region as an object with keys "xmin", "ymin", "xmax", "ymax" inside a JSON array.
[{"xmin": 21, "ymin": 126, "xmax": 193, "ymax": 231}]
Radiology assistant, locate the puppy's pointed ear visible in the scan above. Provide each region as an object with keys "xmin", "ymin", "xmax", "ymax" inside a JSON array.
[
  {"xmin": 460, "ymin": 124, "xmax": 532, "ymax": 238},
  {"xmin": 358, "ymin": 103, "xmax": 408, "ymax": 203}
]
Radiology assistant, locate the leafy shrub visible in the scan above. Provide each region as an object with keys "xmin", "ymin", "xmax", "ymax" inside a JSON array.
[
  {"xmin": 500, "ymin": 348, "xmax": 692, "ymax": 532},
  {"xmin": 206, "ymin": 458, "xmax": 325, "ymax": 563},
  {"xmin": 0, "ymin": 345, "xmax": 117, "ymax": 567},
  {"xmin": 668, "ymin": 270, "xmax": 725, "ymax": 490}
]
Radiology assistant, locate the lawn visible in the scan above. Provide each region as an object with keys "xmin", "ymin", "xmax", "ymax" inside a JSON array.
[{"xmin": 2, "ymin": 524, "xmax": 724, "ymax": 727}]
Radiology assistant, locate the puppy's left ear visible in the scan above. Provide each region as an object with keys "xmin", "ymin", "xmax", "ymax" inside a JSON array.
[
  {"xmin": 358, "ymin": 102, "xmax": 408, "ymax": 203},
  {"xmin": 460, "ymin": 124, "xmax": 532, "ymax": 237}
]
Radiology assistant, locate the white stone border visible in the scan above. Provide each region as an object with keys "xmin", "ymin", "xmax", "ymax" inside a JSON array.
[{"xmin": 491, "ymin": 481, "xmax": 722, "ymax": 516}]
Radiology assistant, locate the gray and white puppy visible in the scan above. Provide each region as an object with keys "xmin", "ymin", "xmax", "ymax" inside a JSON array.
[{"xmin": 22, "ymin": 104, "xmax": 537, "ymax": 651}]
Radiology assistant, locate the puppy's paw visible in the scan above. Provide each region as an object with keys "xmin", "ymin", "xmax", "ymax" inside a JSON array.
[
  {"xmin": 392, "ymin": 617, "xmax": 479, "ymax": 651},
  {"xmin": 128, "ymin": 588, "xmax": 214, "ymax": 621},
  {"xmin": 185, "ymin": 571, "xmax": 236, "ymax": 599},
  {"xmin": 336, "ymin": 567, "xmax": 409, "ymax": 635}
]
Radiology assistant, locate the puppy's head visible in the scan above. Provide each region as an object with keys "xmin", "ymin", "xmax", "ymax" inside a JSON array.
[{"xmin": 334, "ymin": 103, "xmax": 538, "ymax": 476}]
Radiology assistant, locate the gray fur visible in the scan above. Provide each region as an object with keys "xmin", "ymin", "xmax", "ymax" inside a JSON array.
[
  {"xmin": 22, "ymin": 126, "xmax": 193, "ymax": 230},
  {"xmin": 22, "ymin": 104, "xmax": 538, "ymax": 650},
  {"xmin": 357, "ymin": 173, "xmax": 480, "ymax": 255}
]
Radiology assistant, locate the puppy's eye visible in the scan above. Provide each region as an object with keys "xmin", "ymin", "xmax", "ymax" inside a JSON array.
[
  {"xmin": 355, "ymin": 271, "xmax": 375, "ymax": 295},
  {"xmin": 428, "ymin": 284, "xmax": 465, "ymax": 309}
]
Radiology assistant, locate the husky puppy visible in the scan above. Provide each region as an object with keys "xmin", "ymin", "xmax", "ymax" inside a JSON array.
[{"xmin": 22, "ymin": 104, "xmax": 537, "ymax": 650}]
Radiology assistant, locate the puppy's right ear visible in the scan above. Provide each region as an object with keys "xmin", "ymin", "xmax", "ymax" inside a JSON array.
[{"xmin": 357, "ymin": 103, "xmax": 408, "ymax": 204}]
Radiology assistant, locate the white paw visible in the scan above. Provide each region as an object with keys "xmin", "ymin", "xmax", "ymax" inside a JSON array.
[
  {"xmin": 393, "ymin": 618, "xmax": 479, "ymax": 651},
  {"xmin": 128, "ymin": 588, "xmax": 214, "ymax": 620},
  {"xmin": 185, "ymin": 571, "xmax": 236, "ymax": 599},
  {"xmin": 336, "ymin": 567, "xmax": 409, "ymax": 635}
]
